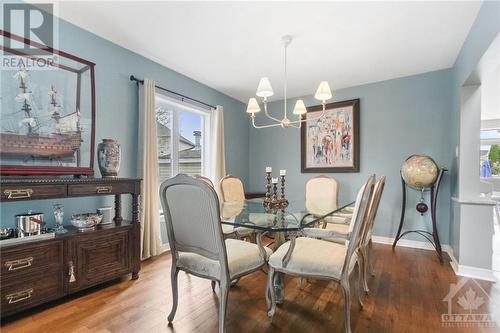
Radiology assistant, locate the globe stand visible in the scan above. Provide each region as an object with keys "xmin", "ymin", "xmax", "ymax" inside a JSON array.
[{"xmin": 392, "ymin": 168, "xmax": 447, "ymax": 263}]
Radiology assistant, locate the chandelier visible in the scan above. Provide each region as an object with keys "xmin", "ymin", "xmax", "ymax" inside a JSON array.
[{"xmin": 246, "ymin": 35, "xmax": 333, "ymax": 129}]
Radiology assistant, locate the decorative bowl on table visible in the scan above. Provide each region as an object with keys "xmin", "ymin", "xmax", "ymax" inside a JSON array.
[{"xmin": 70, "ymin": 213, "xmax": 103, "ymax": 231}]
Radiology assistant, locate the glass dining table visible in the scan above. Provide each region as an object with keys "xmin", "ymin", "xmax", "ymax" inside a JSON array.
[{"xmin": 221, "ymin": 197, "xmax": 355, "ymax": 303}]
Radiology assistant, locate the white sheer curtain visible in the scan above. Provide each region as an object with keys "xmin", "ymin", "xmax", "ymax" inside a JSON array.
[
  {"xmin": 209, "ymin": 105, "xmax": 226, "ymax": 197},
  {"xmin": 137, "ymin": 78, "xmax": 162, "ymax": 259}
]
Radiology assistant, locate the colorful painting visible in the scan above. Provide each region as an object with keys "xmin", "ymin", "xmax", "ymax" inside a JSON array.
[{"xmin": 301, "ymin": 99, "xmax": 360, "ymax": 173}]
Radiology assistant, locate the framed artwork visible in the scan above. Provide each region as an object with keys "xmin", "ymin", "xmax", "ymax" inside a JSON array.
[
  {"xmin": 0, "ymin": 30, "xmax": 96, "ymax": 177},
  {"xmin": 301, "ymin": 99, "xmax": 360, "ymax": 173}
]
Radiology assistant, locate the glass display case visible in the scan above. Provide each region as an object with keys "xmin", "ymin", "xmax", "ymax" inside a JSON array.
[{"xmin": 0, "ymin": 30, "xmax": 96, "ymax": 176}]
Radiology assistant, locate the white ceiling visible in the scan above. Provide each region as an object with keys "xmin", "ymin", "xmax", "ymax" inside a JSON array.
[{"xmin": 49, "ymin": 1, "xmax": 481, "ymax": 103}]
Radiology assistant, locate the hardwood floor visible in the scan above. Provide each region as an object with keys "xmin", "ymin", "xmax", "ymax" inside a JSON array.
[{"xmin": 2, "ymin": 243, "xmax": 499, "ymax": 333}]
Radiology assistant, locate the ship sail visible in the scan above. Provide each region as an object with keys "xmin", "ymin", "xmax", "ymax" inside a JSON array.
[{"xmin": 55, "ymin": 111, "xmax": 80, "ymax": 133}]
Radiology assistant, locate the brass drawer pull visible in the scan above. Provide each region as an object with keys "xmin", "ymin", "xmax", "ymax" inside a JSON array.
[
  {"xmin": 5, "ymin": 288, "xmax": 34, "ymax": 304},
  {"xmin": 96, "ymin": 186, "xmax": 112, "ymax": 194},
  {"xmin": 4, "ymin": 257, "xmax": 34, "ymax": 271},
  {"xmin": 4, "ymin": 189, "xmax": 33, "ymax": 199}
]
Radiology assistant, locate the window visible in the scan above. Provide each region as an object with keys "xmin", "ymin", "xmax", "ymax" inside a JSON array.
[
  {"xmin": 156, "ymin": 94, "xmax": 211, "ymax": 182},
  {"xmin": 156, "ymin": 94, "xmax": 212, "ymax": 245}
]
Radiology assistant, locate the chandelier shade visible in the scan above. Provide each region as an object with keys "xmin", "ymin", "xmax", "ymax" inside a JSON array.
[
  {"xmin": 246, "ymin": 97, "xmax": 261, "ymax": 113},
  {"xmin": 314, "ymin": 81, "xmax": 332, "ymax": 101},
  {"xmin": 256, "ymin": 77, "xmax": 274, "ymax": 98},
  {"xmin": 292, "ymin": 100, "xmax": 307, "ymax": 115}
]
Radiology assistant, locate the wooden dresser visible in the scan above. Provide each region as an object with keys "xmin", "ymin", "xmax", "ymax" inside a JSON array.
[{"xmin": 0, "ymin": 177, "xmax": 141, "ymax": 318}]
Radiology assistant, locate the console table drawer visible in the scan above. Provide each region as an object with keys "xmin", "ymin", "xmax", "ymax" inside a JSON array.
[
  {"xmin": 1, "ymin": 241, "xmax": 63, "ymax": 278},
  {"xmin": 68, "ymin": 182, "xmax": 136, "ymax": 196},
  {"xmin": 1, "ymin": 185, "xmax": 67, "ymax": 201},
  {"xmin": 1, "ymin": 270, "xmax": 63, "ymax": 316}
]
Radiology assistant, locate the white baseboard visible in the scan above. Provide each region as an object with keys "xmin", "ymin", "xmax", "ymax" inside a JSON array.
[{"xmin": 372, "ymin": 235, "xmax": 496, "ymax": 282}]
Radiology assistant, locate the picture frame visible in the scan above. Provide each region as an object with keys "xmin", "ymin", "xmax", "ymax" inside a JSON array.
[
  {"xmin": 0, "ymin": 30, "xmax": 96, "ymax": 177},
  {"xmin": 301, "ymin": 99, "xmax": 360, "ymax": 173}
]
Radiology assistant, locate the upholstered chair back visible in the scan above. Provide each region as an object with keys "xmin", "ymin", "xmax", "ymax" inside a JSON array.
[
  {"xmin": 195, "ymin": 175, "xmax": 215, "ymax": 188},
  {"xmin": 342, "ymin": 175, "xmax": 374, "ymax": 277},
  {"xmin": 160, "ymin": 174, "xmax": 228, "ymax": 264},
  {"xmin": 361, "ymin": 176, "xmax": 386, "ymax": 247},
  {"xmin": 305, "ymin": 175, "xmax": 339, "ymax": 216},
  {"xmin": 220, "ymin": 175, "xmax": 245, "ymax": 202}
]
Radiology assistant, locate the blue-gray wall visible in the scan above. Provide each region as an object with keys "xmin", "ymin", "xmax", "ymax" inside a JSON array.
[
  {"xmin": 248, "ymin": 69, "xmax": 454, "ymax": 243},
  {"xmin": 448, "ymin": 1, "xmax": 500, "ymax": 259},
  {"xmin": 0, "ymin": 12, "xmax": 249, "ymax": 228}
]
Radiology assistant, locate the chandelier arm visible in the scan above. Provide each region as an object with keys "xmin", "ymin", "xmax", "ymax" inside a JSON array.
[
  {"xmin": 287, "ymin": 103, "xmax": 327, "ymax": 125},
  {"xmin": 251, "ymin": 115, "xmax": 283, "ymax": 129},
  {"xmin": 263, "ymin": 100, "xmax": 282, "ymax": 123}
]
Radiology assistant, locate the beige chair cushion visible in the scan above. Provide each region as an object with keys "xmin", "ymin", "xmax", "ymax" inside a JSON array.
[
  {"xmin": 322, "ymin": 223, "xmax": 349, "ymax": 244},
  {"xmin": 221, "ymin": 177, "xmax": 246, "ymax": 202},
  {"xmin": 177, "ymin": 239, "xmax": 272, "ymax": 279},
  {"xmin": 268, "ymin": 237, "xmax": 355, "ymax": 279},
  {"xmin": 324, "ymin": 215, "xmax": 350, "ymax": 224},
  {"xmin": 305, "ymin": 176, "xmax": 339, "ymax": 216}
]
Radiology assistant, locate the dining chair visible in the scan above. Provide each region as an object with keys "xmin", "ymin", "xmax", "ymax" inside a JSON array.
[
  {"xmin": 321, "ymin": 176, "xmax": 386, "ymax": 293},
  {"xmin": 220, "ymin": 175, "xmax": 246, "ymax": 202},
  {"xmin": 305, "ymin": 175, "xmax": 339, "ymax": 218},
  {"xmin": 159, "ymin": 174, "xmax": 272, "ymax": 333},
  {"xmin": 220, "ymin": 175, "xmax": 256, "ymax": 241},
  {"xmin": 266, "ymin": 175, "xmax": 375, "ymax": 333},
  {"xmin": 194, "ymin": 174, "xmax": 214, "ymax": 187},
  {"xmin": 195, "ymin": 175, "xmax": 239, "ymax": 239}
]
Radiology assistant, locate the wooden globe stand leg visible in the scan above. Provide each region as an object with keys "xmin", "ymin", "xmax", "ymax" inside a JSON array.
[{"xmin": 393, "ymin": 169, "xmax": 447, "ymax": 264}]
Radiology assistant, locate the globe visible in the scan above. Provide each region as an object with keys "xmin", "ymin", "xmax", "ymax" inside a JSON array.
[{"xmin": 401, "ymin": 154, "xmax": 439, "ymax": 189}]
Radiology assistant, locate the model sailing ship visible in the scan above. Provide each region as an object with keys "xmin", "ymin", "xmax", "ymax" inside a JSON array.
[{"xmin": 0, "ymin": 66, "xmax": 83, "ymax": 164}]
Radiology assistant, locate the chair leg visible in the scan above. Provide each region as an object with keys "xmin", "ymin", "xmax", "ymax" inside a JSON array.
[
  {"xmin": 361, "ymin": 247, "xmax": 370, "ymax": 294},
  {"xmin": 356, "ymin": 261, "xmax": 364, "ymax": 309},
  {"xmin": 368, "ymin": 239, "xmax": 375, "ymax": 276},
  {"xmin": 168, "ymin": 267, "xmax": 180, "ymax": 323},
  {"xmin": 297, "ymin": 277, "xmax": 304, "ymax": 290},
  {"xmin": 231, "ymin": 278, "xmax": 240, "ymax": 287},
  {"xmin": 267, "ymin": 267, "xmax": 277, "ymax": 321},
  {"xmin": 341, "ymin": 279, "xmax": 352, "ymax": 333},
  {"xmin": 218, "ymin": 280, "xmax": 229, "ymax": 333}
]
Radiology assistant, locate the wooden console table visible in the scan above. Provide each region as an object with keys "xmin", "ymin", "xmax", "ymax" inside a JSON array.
[{"xmin": 0, "ymin": 177, "xmax": 141, "ymax": 318}]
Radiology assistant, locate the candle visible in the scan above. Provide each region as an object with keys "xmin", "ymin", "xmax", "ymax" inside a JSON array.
[
  {"xmin": 272, "ymin": 177, "xmax": 278, "ymax": 184},
  {"xmin": 280, "ymin": 169, "xmax": 286, "ymax": 176},
  {"xmin": 266, "ymin": 167, "xmax": 272, "ymax": 173}
]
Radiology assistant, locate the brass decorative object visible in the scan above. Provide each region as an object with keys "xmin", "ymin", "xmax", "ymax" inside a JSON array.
[
  {"xmin": 264, "ymin": 169, "xmax": 273, "ymax": 208},
  {"xmin": 263, "ymin": 168, "xmax": 288, "ymax": 209}
]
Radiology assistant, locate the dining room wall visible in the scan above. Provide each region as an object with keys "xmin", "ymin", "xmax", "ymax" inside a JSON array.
[
  {"xmin": 448, "ymin": 1, "xmax": 500, "ymax": 261},
  {"xmin": 248, "ymin": 68, "xmax": 454, "ymax": 244},
  {"xmin": 0, "ymin": 6, "xmax": 249, "ymax": 227}
]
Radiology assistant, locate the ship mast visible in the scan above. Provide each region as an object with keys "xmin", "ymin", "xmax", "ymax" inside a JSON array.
[
  {"xmin": 49, "ymin": 85, "xmax": 61, "ymax": 123},
  {"xmin": 15, "ymin": 66, "xmax": 35, "ymax": 134}
]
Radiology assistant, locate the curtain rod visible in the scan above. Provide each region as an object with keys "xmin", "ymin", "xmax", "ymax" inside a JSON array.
[{"xmin": 130, "ymin": 75, "xmax": 216, "ymax": 110}]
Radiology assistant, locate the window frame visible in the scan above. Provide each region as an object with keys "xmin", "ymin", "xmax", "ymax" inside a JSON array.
[{"xmin": 155, "ymin": 93, "xmax": 212, "ymax": 179}]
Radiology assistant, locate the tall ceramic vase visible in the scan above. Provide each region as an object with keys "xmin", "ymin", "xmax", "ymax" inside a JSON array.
[{"xmin": 97, "ymin": 139, "xmax": 121, "ymax": 178}]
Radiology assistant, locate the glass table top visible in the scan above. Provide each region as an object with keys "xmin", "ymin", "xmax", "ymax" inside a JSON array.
[{"xmin": 221, "ymin": 198, "xmax": 355, "ymax": 232}]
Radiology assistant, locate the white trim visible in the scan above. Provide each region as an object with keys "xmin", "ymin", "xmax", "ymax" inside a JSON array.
[
  {"xmin": 372, "ymin": 235, "xmax": 496, "ymax": 282},
  {"xmin": 447, "ymin": 251, "xmax": 496, "ymax": 282},
  {"xmin": 451, "ymin": 196, "xmax": 496, "ymax": 206}
]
